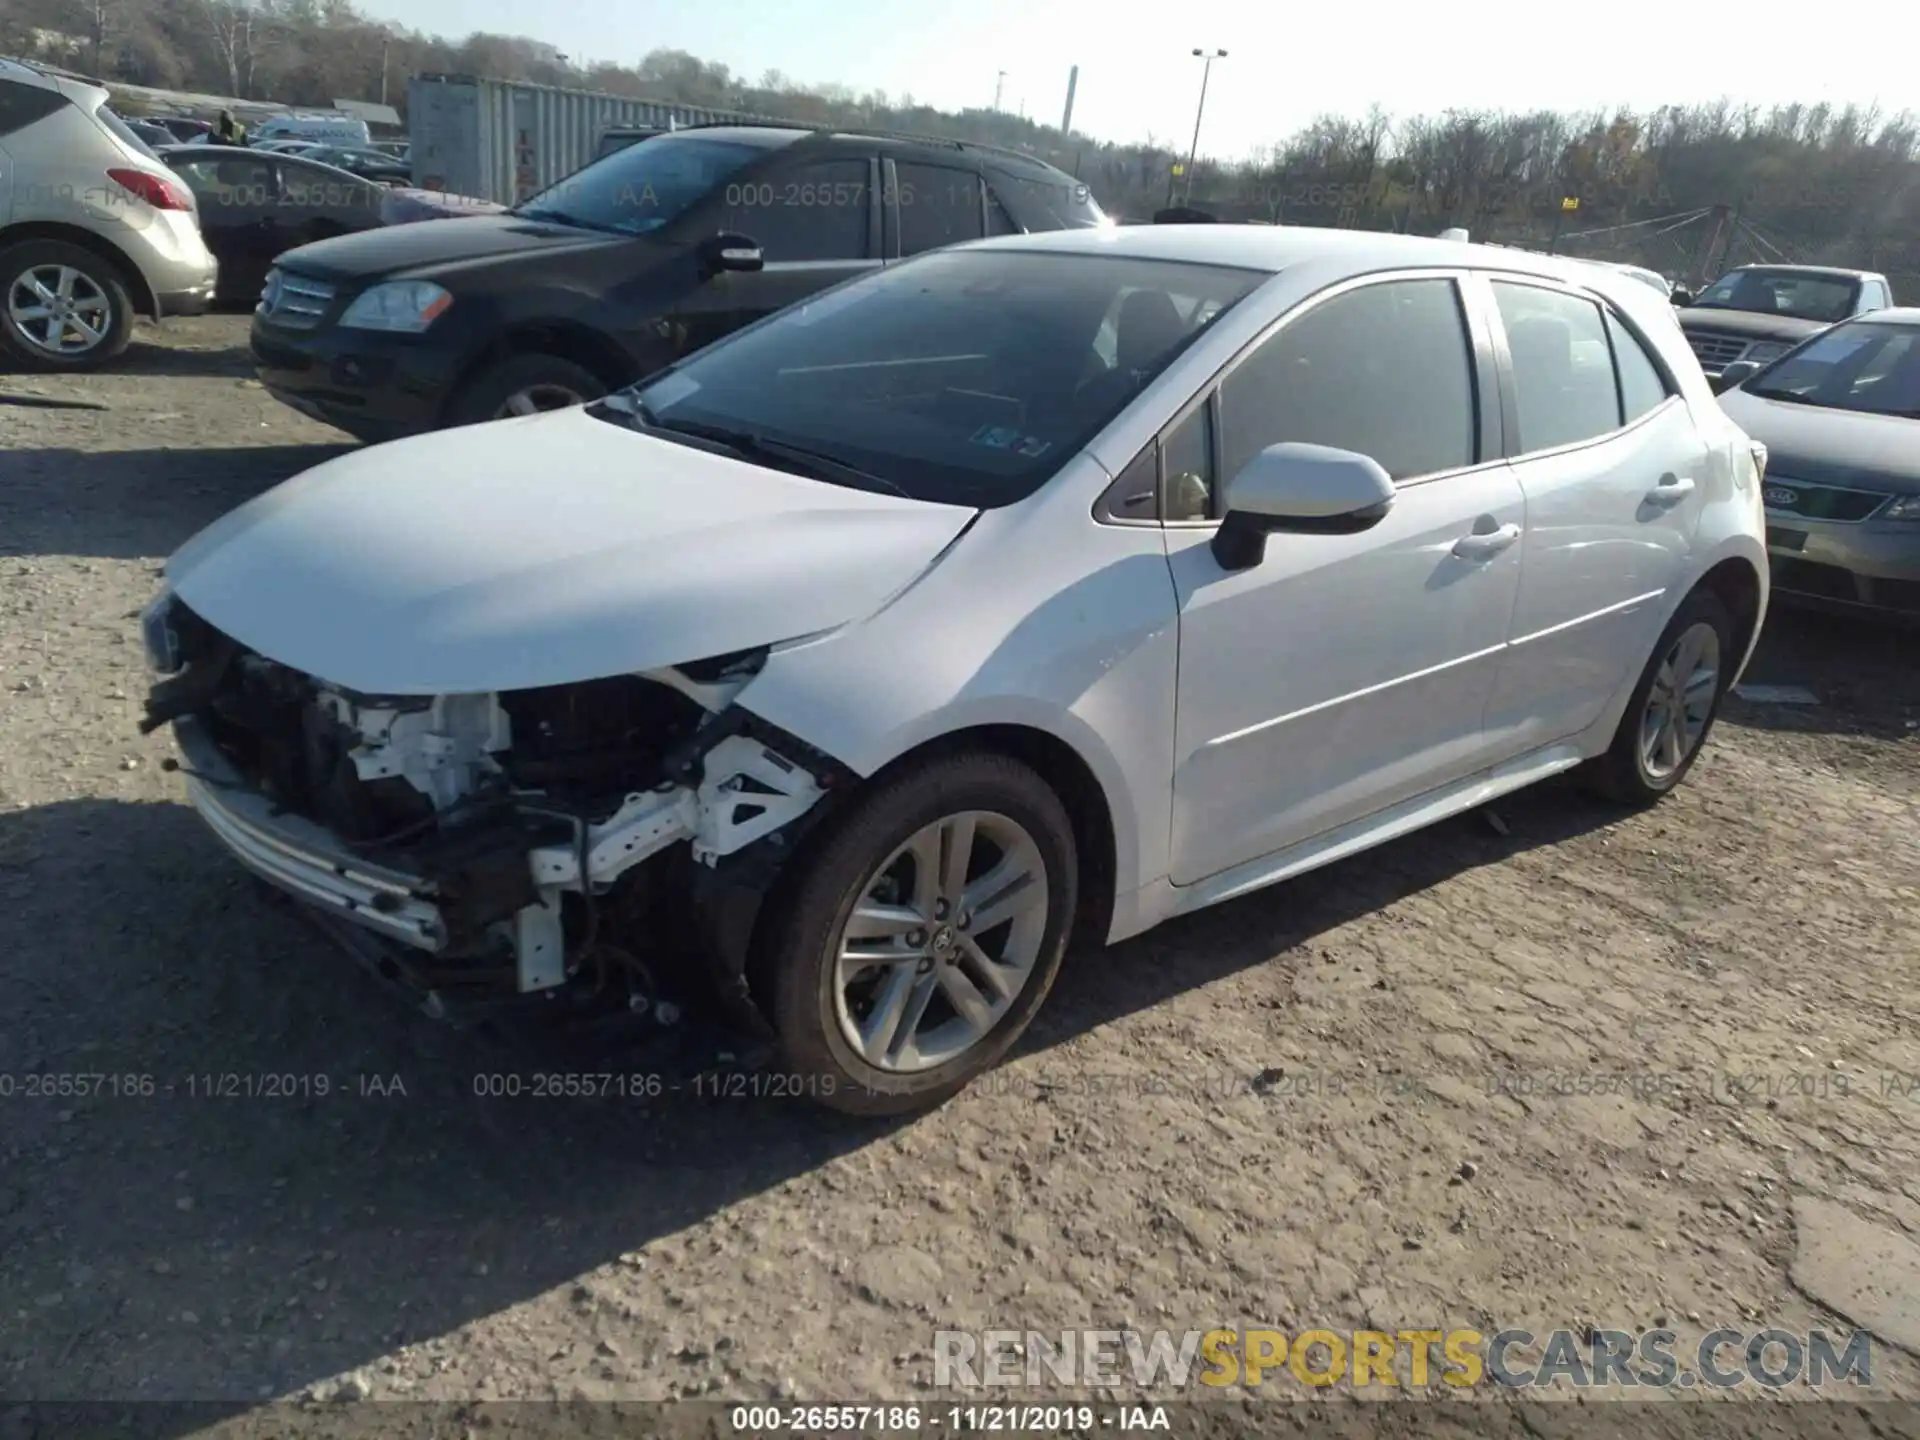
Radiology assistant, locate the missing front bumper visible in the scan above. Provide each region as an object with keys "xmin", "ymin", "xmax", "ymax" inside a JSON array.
[{"xmin": 174, "ymin": 714, "xmax": 449, "ymax": 951}]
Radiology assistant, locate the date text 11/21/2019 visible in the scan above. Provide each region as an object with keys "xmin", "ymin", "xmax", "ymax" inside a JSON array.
[{"xmin": 727, "ymin": 1404, "xmax": 1171, "ymax": 1434}]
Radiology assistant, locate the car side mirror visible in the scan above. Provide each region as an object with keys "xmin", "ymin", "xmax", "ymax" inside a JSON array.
[
  {"xmin": 1210, "ymin": 442, "xmax": 1396, "ymax": 571},
  {"xmin": 1716, "ymin": 360, "xmax": 1760, "ymax": 391},
  {"xmin": 700, "ymin": 232, "xmax": 763, "ymax": 274}
]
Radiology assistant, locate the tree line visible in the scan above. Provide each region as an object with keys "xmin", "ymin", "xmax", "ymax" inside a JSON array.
[{"xmin": 9, "ymin": 0, "xmax": 1918, "ymax": 292}]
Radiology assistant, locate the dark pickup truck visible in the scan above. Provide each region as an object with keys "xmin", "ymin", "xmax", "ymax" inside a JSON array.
[{"xmin": 1677, "ymin": 264, "xmax": 1894, "ymax": 389}]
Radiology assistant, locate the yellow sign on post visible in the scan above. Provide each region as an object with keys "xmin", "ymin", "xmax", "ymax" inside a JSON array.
[
  {"xmin": 1561, "ymin": 196, "xmax": 1580, "ymax": 212},
  {"xmin": 1172, "ymin": 164, "xmax": 1186, "ymax": 176}
]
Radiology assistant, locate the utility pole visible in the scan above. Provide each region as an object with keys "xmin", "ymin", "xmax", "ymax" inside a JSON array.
[
  {"xmin": 1060, "ymin": 65, "xmax": 1079, "ymax": 137},
  {"xmin": 379, "ymin": 35, "xmax": 390, "ymax": 107},
  {"xmin": 1183, "ymin": 48, "xmax": 1226, "ymax": 207},
  {"xmin": 993, "ymin": 71, "xmax": 1007, "ymax": 111}
]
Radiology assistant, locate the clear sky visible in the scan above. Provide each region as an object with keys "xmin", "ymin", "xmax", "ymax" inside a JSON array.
[{"xmin": 357, "ymin": 0, "xmax": 1920, "ymax": 160}]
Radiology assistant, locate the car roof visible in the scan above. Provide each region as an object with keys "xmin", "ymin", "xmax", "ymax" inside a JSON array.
[
  {"xmin": 661, "ymin": 121, "xmax": 1077, "ymax": 177},
  {"xmin": 1725, "ymin": 263, "xmax": 1880, "ymax": 280},
  {"xmin": 157, "ymin": 143, "xmax": 375, "ymax": 185},
  {"xmin": 968, "ymin": 223, "xmax": 1658, "ymax": 285}
]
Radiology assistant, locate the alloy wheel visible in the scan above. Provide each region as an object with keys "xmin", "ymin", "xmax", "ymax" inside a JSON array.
[
  {"xmin": 831, "ymin": 810, "xmax": 1051, "ymax": 1074},
  {"xmin": 1639, "ymin": 620, "xmax": 1721, "ymax": 780},
  {"xmin": 6, "ymin": 265, "xmax": 113, "ymax": 357}
]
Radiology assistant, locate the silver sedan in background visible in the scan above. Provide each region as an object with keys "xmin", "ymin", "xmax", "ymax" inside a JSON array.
[{"xmin": 1717, "ymin": 308, "xmax": 1920, "ymax": 624}]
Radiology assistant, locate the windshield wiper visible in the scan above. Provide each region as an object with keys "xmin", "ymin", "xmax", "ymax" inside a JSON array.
[
  {"xmin": 1747, "ymin": 387, "xmax": 1817, "ymax": 405},
  {"xmin": 511, "ymin": 206, "xmax": 629, "ymax": 236},
  {"xmin": 650, "ymin": 418, "xmax": 915, "ymax": 499}
]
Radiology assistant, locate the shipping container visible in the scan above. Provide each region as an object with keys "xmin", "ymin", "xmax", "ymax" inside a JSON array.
[{"xmin": 407, "ymin": 74, "xmax": 791, "ymax": 205}]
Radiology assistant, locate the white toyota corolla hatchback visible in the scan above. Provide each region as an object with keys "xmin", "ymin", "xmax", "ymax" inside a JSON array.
[{"xmin": 142, "ymin": 225, "xmax": 1769, "ymax": 1113}]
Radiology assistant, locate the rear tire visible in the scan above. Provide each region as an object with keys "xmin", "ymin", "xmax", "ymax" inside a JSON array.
[
  {"xmin": 1581, "ymin": 588, "xmax": 1734, "ymax": 807},
  {"xmin": 760, "ymin": 751, "xmax": 1079, "ymax": 1117},
  {"xmin": 446, "ymin": 353, "xmax": 607, "ymax": 427},
  {"xmin": 0, "ymin": 239, "xmax": 135, "ymax": 371}
]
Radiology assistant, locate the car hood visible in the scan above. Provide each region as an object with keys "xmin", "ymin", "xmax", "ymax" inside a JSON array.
[
  {"xmin": 1718, "ymin": 389, "xmax": 1920, "ymax": 494},
  {"xmin": 1677, "ymin": 308, "xmax": 1832, "ymax": 342},
  {"xmin": 274, "ymin": 213, "xmax": 628, "ymax": 281},
  {"xmin": 164, "ymin": 408, "xmax": 977, "ymax": 695}
]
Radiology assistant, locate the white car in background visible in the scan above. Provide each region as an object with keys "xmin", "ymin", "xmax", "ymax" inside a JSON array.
[{"xmin": 141, "ymin": 226, "xmax": 1769, "ymax": 1113}]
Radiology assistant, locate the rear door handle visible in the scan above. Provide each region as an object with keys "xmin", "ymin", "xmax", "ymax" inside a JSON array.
[
  {"xmin": 1646, "ymin": 473, "xmax": 1696, "ymax": 507},
  {"xmin": 1451, "ymin": 522, "xmax": 1521, "ymax": 561}
]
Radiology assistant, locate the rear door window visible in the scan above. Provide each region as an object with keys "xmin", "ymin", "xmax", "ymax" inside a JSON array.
[
  {"xmin": 895, "ymin": 162, "xmax": 985, "ymax": 255},
  {"xmin": 1491, "ymin": 281, "xmax": 1624, "ymax": 452}
]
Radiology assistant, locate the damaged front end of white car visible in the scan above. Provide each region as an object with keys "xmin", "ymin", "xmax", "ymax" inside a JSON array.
[{"xmin": 139, "ymin": 593, "xmax": 847, "ymax": 1033}]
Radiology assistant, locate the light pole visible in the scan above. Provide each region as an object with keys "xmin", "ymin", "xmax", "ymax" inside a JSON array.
[
  {"xmin": 1182, "ymin": 47, "xmax": 1226, "ymax": 206},
  {"xmin": 994, "ymin": 70, "xmax": 1008, "ymax": 111}
]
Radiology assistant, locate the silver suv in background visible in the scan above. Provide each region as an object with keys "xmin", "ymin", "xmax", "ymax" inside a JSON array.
[{"xmin": 0, "ymin": 57, "xmax": 218, "ymax": 370}]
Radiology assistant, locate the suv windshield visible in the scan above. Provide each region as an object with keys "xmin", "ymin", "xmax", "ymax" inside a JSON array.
[
  {"xmin": 1747, "ymin": 320, "xmax": 1920, "ymax": 417},
  {"xmin": 513, "ymin": 135, "xmax": 764, "ymax": 235},
  {"xmin": 1691, "ymin": 269, "xmax": 1860, "ymax": 323},
  {"xmin": 616, "ymin": 249, "xmax": 1266, "ymax": 507}
]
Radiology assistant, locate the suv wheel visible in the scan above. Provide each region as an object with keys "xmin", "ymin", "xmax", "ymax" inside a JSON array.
[
  {"xmin": 761, "ymin": 751, "xmax": 1078, "ymax": 1116},
  {"xmin": 447, "ymin": 353, "xmax": 607, "ymax": 426},
  {"xmin": 0, "ymin": 240, "xmax": 135, "ymax": 371}
]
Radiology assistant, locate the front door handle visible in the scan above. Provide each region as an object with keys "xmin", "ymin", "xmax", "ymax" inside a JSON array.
[
  {"xmin": 1646, "ymin": 473, "xmax": 1696, "ymax": 508},
  {"xmin": 1451, "ymin": 522, "xmax": 1521, "ymax": 561}
]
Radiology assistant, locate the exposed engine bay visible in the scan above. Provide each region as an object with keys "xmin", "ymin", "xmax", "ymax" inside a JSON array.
[{"xmin": 140, "ymin": 595, "xmax": 843, "ymax": 1031}]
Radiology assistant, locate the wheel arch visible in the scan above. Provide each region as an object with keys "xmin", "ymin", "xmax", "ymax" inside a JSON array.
[
  {"xmin": 0, "ymin": 222, "xmax": 157, "ymax": 317},
  {"xmin": 439, "ymin": 317, "xmax": 639, "ymax": 422},
  {"xmin": 1694, "ymin": 553, "xmax": 1766, "ymax": 684},
  {"xmin": 866, "ymin": 721, "xmax": 1120, "ymax": 951}
]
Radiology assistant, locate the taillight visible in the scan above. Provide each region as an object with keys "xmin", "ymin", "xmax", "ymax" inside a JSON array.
[{"xmin": 108, "ymin": 167, "xmax": 192, "ymax": 211}]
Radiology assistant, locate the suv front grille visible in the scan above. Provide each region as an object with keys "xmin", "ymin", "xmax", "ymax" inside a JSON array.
[
  {"xmin": 1684, "ymin": 329, "xmax": 1750, "ymax": 369},
  {"xmin": 1761, "ymin": 475, "xmax": 1888, "ymax": 523},
  {"xmin": 257, "ymin": 268, "xmax": 337, "ymax": 329}
]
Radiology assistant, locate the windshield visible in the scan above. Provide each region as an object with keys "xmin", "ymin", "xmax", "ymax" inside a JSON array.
[
  {"xmin": 512, "ymin": 135, "xmax": 764, "ymax": 235},
  {"xmin": 1747, "ymin": 321, "xmax": 1920, "ymax": 416},
  {"xmin": 1692, "ymin": 269, "xmax": 1860, "ymax": 323},
  {"xmin": 619, "ymin": 249, "xmax": 1266, "ymax": 508}
]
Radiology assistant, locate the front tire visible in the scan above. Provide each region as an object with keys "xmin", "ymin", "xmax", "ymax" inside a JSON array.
[
  {"xmin": 1583, "ymin": 587, "xmax": 1734, "ymax": 806},
  {"xmin": 762, "ymin": 752, "xmax": 1079, "ymax": 1117},
  {"xmin": 446, "ymin": 352, "xmax": 607, "ymax": 427},
  {"xmin": 0, "ymin": 240, "xmax": 135, "ymax": 371}
]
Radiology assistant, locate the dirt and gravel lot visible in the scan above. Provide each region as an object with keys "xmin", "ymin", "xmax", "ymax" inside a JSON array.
[{"xmin": 3, "ymin": 316, "xmax": 1919, "ymax": 1435}]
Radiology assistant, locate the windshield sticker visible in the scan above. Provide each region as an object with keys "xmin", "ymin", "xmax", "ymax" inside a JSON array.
[
  {"xmin": 1015, "ymin": 435, "xmax": 1053, "ymax": 457},
  {"xmin": 642, "ymin": 373, "xmax": 701, "ymax": 409},
  {"xmin": 970, "ymin": 425, "xmax": 1022, "ymax": 449},
  {"xmin": 1794, "ymin": 331, "xmax": 1874, "ymax": 366}
]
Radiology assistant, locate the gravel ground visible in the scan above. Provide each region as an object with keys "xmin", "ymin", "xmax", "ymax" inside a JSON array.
[{"xmin": 3, "ymin": 317, "xmax": 1919, "ymax": 1433}]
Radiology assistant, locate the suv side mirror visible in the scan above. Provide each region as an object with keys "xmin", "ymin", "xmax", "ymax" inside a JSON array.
[
  {"xmin": 1211, "ymin": 442, "xmax": 1396, "ymax": 571},
  {"xmin": 700, "ymin": 232, "xmax": 764, "ymax": 274},
  {"xmin": 1715, "ymin": 359, "xmax": 1761, "ymax": 391}
]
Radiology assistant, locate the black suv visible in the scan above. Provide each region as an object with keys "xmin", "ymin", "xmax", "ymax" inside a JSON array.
[
  {"xmin": 1676, "ymin": 264, "xmax": 1895, "ymax": 389},
  {"xmin": 250, "ymin": 123, "xmax": 1108, "ymax": 441}
]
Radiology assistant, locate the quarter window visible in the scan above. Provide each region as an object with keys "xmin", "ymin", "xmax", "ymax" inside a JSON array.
[
  {"xmin": 1491, "ymin": 281, "xmax": 1622, "ymax": 452},
  {"xmin": 1604, "ymin": 310, "xmax": 1672, "ymax": 422},
  {"xmin": 1218, "ymin": 278, "xmax": 1477, "ymax": 482},
  {"xmin": 0, "ymin": 82, "xmax": 69, "ymax": 137}
]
